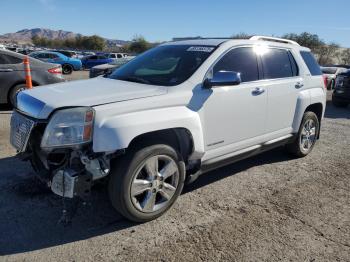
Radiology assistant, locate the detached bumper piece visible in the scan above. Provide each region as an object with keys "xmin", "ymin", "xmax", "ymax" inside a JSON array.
[{"xmin": 51, "ymin": 169, "xmax": 92, "ymax": 199}]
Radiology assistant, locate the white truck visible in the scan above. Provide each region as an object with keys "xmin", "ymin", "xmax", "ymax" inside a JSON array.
[
  {"xmin": 10, "ymin": 36, "xmax": 326, "ymax": 222},
  {"xmin": 106, "ymin": 52, "xmax": 134, "ymax": 60}
]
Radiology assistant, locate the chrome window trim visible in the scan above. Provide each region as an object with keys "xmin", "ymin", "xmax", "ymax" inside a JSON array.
[{"xmin": 203, "ymin": 44, "xmax": 300, "ymax": 85}]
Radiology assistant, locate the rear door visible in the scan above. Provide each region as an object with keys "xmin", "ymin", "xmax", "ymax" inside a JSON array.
[
  {"xmin": 86, "ymin": 55, "xmax": 98, "ymax": 68},
  {"xmin": 260, "ymin": 48, "xmax": 301, "ymax": 135},
  {"xmin": 0, "ymin": 53, "xmax": 23, "ymax": 103},
  {"xmin": 97, "ymin": 55, "xmax": 108, "ymax": 65}
]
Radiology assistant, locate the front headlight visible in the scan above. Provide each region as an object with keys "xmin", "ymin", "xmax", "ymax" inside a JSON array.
[{"xmin": 41, "ymin": 107, "xmax": 94, "ymax": 148}]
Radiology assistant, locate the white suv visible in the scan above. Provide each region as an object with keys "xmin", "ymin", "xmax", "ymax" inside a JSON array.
[{"xmin": 10, "ymin": 36, "xmax": 326, "ymax": 222}]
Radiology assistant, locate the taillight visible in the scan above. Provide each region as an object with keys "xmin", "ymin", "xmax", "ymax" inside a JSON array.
[
  {"xmin": 322, "ymin": 75, "xmax": 327, "ymax": 89},
  {"xmin": 48, "ymin": 67, "xmax": 62, "ymax": 74}
]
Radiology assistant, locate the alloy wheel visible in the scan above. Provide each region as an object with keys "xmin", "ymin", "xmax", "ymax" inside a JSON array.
[
  {"xmin": 299, "ymin": 119, "xmax": 316, "ymax": 153},
  {"xmin": 130, "ymin": 155, "xmax": 180, "ymax": 213}
]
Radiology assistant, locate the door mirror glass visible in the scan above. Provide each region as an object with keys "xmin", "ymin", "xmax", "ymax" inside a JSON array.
[{"xmin": 204, "ymin": 71, "xmax": 241, "ymax": 88}]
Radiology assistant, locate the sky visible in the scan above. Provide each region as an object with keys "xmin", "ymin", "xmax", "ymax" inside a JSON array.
[{"xmin": 1, "ymin": 0, "xmax": 350, "ymax": 47}]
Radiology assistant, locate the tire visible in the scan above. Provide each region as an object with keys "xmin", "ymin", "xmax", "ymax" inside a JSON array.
[
  {"xmin": 9, "ymin": 84, "xmax": 26, "ymax": 107},
  {"xmin": 285, "ymin": 111, "xmax": 319, "ymax": 158},
  {"xmin": 108, "ymin": 144, "xmax": 185, "ymax": 222},
  {"xmin": 62, "ymin": 64, "xmax": 73, "ymax": 75},
  {"xmin": 332, "ymin": 96, "xmax": 348, "ymax": 108}
]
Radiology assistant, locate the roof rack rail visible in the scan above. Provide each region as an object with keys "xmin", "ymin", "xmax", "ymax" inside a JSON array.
[{"xmin": 249, "ymin": 36, "xmax": 300, "ymax": 46}]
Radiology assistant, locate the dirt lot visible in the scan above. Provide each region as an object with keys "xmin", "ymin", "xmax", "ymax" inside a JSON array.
[{"xmin": 0, "ymin": 73, "xmax": 349, "ymax": 261}]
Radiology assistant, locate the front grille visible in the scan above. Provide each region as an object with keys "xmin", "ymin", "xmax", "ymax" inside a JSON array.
[{"xmin": 10, "ymin": 111, "xmax": 35, "ymax": 152}]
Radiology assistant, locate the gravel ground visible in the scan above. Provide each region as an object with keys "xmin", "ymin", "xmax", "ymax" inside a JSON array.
[{"xmin": 0, "ymin": 74, "xmax": 349, "ymax": 261}]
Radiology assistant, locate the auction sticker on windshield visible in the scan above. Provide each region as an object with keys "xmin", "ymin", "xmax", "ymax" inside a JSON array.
[{"xmin": 187, "ymin": 46, "xmax": 214, "ymax": 52}]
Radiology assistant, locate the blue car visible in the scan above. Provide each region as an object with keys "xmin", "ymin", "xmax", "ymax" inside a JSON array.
[
  {"xmin": 81, "ymin": 55, "xmax": 114, "ymax": 69},
  {"xmin": 29, "ymin": 51, "xmax": 82, "ymax": 74}
]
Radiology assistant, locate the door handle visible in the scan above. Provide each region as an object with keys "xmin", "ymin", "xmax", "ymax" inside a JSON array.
[
  {"xmin": 295, "ymin": 82, "xmax": 304, "ymax": 89},
  {"xmin": 0, "ymin": 69, "xmax": 14, "ymax": 72},
  {"xmin": 252, "ymin": 87, "xmax": 265, "ymax": 95}
]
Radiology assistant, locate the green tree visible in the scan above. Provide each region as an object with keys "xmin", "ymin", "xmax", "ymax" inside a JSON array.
[
  {"xmin": 317, "ymin": 42, "xmax": 340, "ymax": 65},
  {"xmin": 231, "ymin": 32, "xmax": 251, "ymax": 39},
  {"xmin": 282, "ymin": 32, "xmax": 325, "ymax": 52},
  {"xmin": 30, "ymin": 35, "xmax": 106, "ymax": 51},
  {"xmin": 88, "ymin": 35, "xmax": 106, "ymax": 50},
  {"xmin": 127, "ymin": 36, "xmax": 151, "ymax": 54},
  {"xmin": 282, "ymin": 32, "xmax": 341, "ymax": 65},
  {"xmin": 340, "ymin": 49, "xmax": 350, "ymax": 64},
  {"xmin": 31, "ymin": 35, "xmax": 40, "ymax": 45}
]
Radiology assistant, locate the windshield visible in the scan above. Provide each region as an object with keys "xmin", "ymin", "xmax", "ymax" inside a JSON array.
[{"xmin": 108, "ymin": 45, "xmax": 215, "ymax": 86}]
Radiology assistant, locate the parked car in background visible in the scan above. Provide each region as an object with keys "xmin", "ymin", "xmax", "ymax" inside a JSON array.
[
  {"xmin": 0, "ymin": 44, "xmax": 6, "ymax": 50},
  {"xmin": 0, "ymin": 49, "xmax": 64, "ymax": 106},
  {"xmin": 76, "ymin": 51, "xmax": 96, "ymax": 59},
  {"xmin": 333, "ymin": 69, "xmax": 350, "ymax": 107},
  {"xmin": 17, "ymin": 49, "xmax": 31, "ymax": 55},
  {"xmin": 81, "ymin": 55, "xmax": 113, "ymax": 69},
  {"xmin": 29, "ymin": 51, "xmax": 82, "ymax": 74},
  {"xmin": 106, "ymin": 53, "xmax": 129, "ymax": 59},
  {"xmin": 89, "ymin": 57, "xmax": 133, "ymax": 78},
  {"xmin": 321, "ymin": 66, "xmax": 347, "ymax": 90},
  {"xmin": 54, "ymin": 50, "xmax": 78, "ymax": 58}
]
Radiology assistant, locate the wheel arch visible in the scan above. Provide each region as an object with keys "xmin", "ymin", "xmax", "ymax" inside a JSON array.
[
  {"xmin": 304, "ymin": 102, "xmax": 323, "ymax": 139},
  {"xmin": 292, "ymin": 88, "xmax": 326, "ymax": 136},
  {"xmin": 128, "ymin": 128, "xmax": 194, "ymax": 163},
  {"xmin": 92, "ymin": 106, "xmax": 205, "ymax": 159}
]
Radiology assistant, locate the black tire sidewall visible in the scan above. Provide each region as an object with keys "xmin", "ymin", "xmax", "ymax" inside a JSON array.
[
  {"xmin": 109, "ymin": 144, "xmax": 185, "ymax": 222},
  {"xmin": 62, "ymin": 64, "xmax": 73, "ymax": 74},
  {"xmin": 9, "ymin": 84, "xmax": 26, "ymax": 107},
  {"xmin": 297, "ymin": 112, "xmax": 319, "ymax": 156}
]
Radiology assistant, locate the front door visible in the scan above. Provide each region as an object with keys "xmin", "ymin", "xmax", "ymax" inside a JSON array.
[{"xmin": 202, "ymin": 47, "xmax": 267, "ymax": 160}]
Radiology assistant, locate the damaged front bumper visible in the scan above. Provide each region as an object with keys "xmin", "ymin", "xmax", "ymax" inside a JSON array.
[{"xmin": 10, "ymin": 110, "xmax": 111, "ymax": 199}]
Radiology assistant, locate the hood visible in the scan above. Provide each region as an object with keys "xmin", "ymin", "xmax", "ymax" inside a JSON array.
[{"xmin": 17, "ymin": 77, "xmax": 167, "ymax": 119}]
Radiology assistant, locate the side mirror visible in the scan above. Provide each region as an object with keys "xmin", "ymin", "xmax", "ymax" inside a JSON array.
[{"xmin": 204, "ymin": 71, "xmax": 241, "ymax": 89}]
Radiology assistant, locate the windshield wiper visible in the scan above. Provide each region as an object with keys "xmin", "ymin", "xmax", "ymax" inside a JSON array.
[{"xmin": 118, "ymin": 76, "xmax": 150, "ymax": 84}]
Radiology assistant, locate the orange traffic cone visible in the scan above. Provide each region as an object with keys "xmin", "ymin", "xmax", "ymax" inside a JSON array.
[{"xmin": 23, "ymin": 56, "xmax": 33, "ymax": 89}]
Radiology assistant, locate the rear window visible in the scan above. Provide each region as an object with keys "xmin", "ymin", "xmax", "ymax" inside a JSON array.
[
  {"xmin": 261, "ymin": 49, "xmax": 297, "ymax": 79},
  {"xmin": 300, "ymin": 51, "xmax": 322, "ymax": 76},
  {"xmin": 0, "ymin": 54, "xmax": 22, "ymax": 64}
]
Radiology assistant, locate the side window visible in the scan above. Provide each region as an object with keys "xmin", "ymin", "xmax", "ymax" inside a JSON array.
[
  {"xmin": 300, "ymin": 51, "xmax": 322, "ymax": 76},
  {"xmin": 117, "ymin": 54, "xmax": 122, "ymax": 58},
  {"xmin": 261, "ymin": 49, "xmax": 294, "ymax": 79},
  {"xmin": 288, "ymin": 52, "xmax": 299, "ymax": 76},
  {"xmin": 49, "ymin": 54, "xmax": 59, "ymax": 59},
  {"xmin": 89, "ymin": 55, "xmax": 97, "ymax": 60},
  {"xmin": 37, "ymin": 53, "xmax": 49, "ymax": 59},
  {"xmin": 213, "ymin": 47, "xmax": 259, "ymax": 82},
  {"xmin": 0, "ymin": 54, "xmax": 22, "ymax": 64}
]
